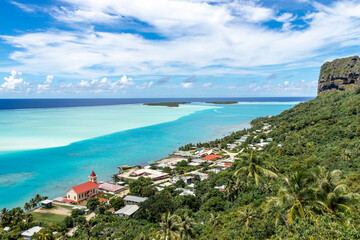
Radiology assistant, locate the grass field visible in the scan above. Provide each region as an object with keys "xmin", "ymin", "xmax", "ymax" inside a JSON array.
[{"xmin": 32, "ymin": 212, "xmax": 67, "ymax": 224}]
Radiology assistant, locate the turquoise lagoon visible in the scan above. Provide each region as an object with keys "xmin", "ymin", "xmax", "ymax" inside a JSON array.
[{"xmin": 0, "ymin": 102, "xmax": 298, "ymax": 208}]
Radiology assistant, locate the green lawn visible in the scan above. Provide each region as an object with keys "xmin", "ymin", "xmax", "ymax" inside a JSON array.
[{"xmin": 32, "ymin": 212, "xmax": 67, "ymax": 224}]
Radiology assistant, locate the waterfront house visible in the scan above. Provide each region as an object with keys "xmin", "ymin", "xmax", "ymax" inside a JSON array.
[
  {"xmin": 129, "ymin": 169, "xmax": 169, "ymax": 181},
  {"xmin": 98, "ymin": 182, "xmax": 125, "ymax": 194},
  {"xmin": 124, "ymin": 195, "xmax": 147, "ymax": 204},
  {"xmin": 21, "ymin": 226, "xmax": 42, "ymax": 239},
  {"xmin": 114, "ymin": 205, "xmax": 139, "ymax": 217},
  {"xmin": 40, "ymin": 199, "xmax": 52, "ymax": 209},
  {"xmin": 66, "ymin": 171, "xmax": 99, "ymax": 203}
]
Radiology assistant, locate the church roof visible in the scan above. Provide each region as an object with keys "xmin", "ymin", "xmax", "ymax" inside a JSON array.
[
  {"xmin": 68, "ymin": 181, "xmax": 99, "ymax": 194},
  {"xmin": 90, "ymin": 171, "xmax": 96, "ymax": 177}
]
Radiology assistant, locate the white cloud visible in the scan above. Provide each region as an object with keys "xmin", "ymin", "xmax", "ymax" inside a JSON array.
[
  {"xmin": 57, "ymin": 75, "xmax": 134, "ymax": 93},
  {"xmin": 136, "ymin": 81, "xmax": 154, "ymax": 89},
  {"xmin": 0, "ymin": 71, "xmax": 30, "ymax": 93},
  {"xmin": 202, "ymin": 82, "xmax": 213, "ymax": 87},
  {"xmin": 37, "ymin": 75, "xmax": 53, "ymax": 93},
  {"xmin": 1, "ymin": 0, "xmax": 360, "ymax": 80},
  {"xmin": 181, "ymin": 82, "xmax": 193, "ymax": 88}
]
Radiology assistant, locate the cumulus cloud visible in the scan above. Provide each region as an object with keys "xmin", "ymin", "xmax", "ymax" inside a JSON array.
[
  {"xmin": 181, "ymin": 82, "xmax": 193, "ymax": 88},
  {"xmin": 37, "ymin": 75, "xmax": 53, "ymax": 93},
  {"xmin": 57, "ymin": 75, "xmax": 134, "ymax": 93},
  {"xmin": 136, "ymin": 81, "xmax": 154, "ymax": 89},
  {"xmin": 1, "ymin": 0, "xmax": 360, "ymax": 81},
  {"xmin": 0, "ymin": 71, "xmax": 29, "ymax": 93}
]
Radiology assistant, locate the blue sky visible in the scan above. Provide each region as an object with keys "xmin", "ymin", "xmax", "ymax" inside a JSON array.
[{"xmin": 0, "ymin": 0, "xmax": 360, "ymax": 98}]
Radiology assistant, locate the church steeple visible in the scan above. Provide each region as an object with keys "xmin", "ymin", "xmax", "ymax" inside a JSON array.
[{"xmin": 89, "ymin": 171, "xmax": 97, "ymax": 183}]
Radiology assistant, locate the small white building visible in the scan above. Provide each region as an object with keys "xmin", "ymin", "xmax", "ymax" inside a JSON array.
[
  {"xmin": 21, "ymin": 226, "xmax": 42, "ymax": 239},
  {"xmin": 123, "ymin": 195, "xmax": 147, "ymax": 205},
  {"xmin": 114, "ymin": 205, "xmax": 139, "ymax": 217}
]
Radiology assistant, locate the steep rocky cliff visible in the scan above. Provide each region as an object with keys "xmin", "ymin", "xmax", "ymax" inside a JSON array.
[{"xmin": 318, "ymin": 56, "xmax": 360, "ymax": 94}]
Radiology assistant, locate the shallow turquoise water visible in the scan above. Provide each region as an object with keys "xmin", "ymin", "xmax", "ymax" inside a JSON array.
[{"xmin": 0, "ymin": 102, "xmax": 296, "ymax": 209}]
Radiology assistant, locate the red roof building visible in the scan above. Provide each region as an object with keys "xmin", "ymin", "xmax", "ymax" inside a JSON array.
[
  {"xmin": 70, "ymin": 181, "xmax": 99, "ymax": 194},
  {"xmin": 202, "ymin": 154, "xmax": 223, "ymax": 160},
  {"xmin": 66, "ymin": 171, "xmax": 100, "ymax": 203}
]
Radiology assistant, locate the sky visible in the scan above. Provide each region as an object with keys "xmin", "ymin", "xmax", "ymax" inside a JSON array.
[{"xmin": 0, "ymin": 0, "xmax": 360, "ymax": 98}]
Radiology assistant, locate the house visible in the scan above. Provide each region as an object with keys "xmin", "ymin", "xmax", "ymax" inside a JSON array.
[
  {"xmin": 114, "ymin": 205, "xmax": 139, "ymax": 217},
  {"xmin": 173, "ymin": 151, "xmax": 193, "ymax": 157},
  {"xmin": 99, "ymin": 182, "xmax": 125, "ymax": 194},
  {"xmin": 66, "ymin": 171, "xmax": 99, "ymax": 202},
  {"xmin": 123, "ymin": 195, "xmax": 147, "ymax": 204},
  {"xmin": 214, "ymin": 185, "xmax": 226, "ymax": 192},
  {"xmin": 129, "ymin": 169, "xmax": 169, "ymax": 181},
  {"xmin": 21, "ymin": 226, "xmax": 42, "ymax": 239},
  {"xmin": 171, "ymin": 176, "xmax": 194, "ymax": 184},
  {"xmin": 40, "ymin": 199, "xmax": 52, "ymax": 209},
  {"xmin": 202, "ymin": 154, "xmax": 223, "ymax": 160},
  {"xmin": 3, "ymin": 227, "xmax": 11, "ymax": 232},
  {"xmin": 179, "ymin": 190, "xmax": 195, "ymax": 196}
]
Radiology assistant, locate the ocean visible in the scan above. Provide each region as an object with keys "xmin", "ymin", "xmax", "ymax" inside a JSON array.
[{"xmin": 0, "ymin": 97, "xmax": 312, "ymax": 209}]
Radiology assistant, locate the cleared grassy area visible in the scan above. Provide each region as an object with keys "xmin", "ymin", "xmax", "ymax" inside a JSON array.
[{"xmin": 31, "ymin": 212, "xmax": 67, "ymax": 224}]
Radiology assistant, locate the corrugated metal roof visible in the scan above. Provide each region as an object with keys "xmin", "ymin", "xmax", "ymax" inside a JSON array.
[
  {"xmin": 123, "ymin": 195, "xmax": 147, "ymax": 203},
  {"xmin": 115, "ymin": 205, "xmax": 139, "ymax": 216}
]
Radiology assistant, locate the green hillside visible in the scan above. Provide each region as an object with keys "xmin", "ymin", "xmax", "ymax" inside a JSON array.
[{"xmin": 1, "ymin": 90, "xmax": 359, "ymax": 240}]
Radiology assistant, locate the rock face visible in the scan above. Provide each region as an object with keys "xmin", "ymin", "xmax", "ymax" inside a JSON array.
[{"xmin": 318, "ymin": 56, "xmax": 360, "ymax": 95}]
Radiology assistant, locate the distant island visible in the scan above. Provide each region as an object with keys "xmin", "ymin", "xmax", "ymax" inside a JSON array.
[
  {"xmin": 143, "ymin": 102, "xmax": 190, "ymax": 107},
  {"xmin": 206, "ymin": 101, "xmax": 238, "ymax": 104}
]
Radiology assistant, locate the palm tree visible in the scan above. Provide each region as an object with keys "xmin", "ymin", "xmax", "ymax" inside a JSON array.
[
  {"xmin": 235, "ymin": 149, "xmax": 288, "ymax": 229},
  {"xmin": 266, "ymin": 171, "xmax": 316, "ymax": 226},
  {"xmin": 178, "ymin": 213, "xmax": 196, "ymax": 240},
  {"xmin": 155, "ymin": 212, "xmax": 180, "ymax": 240},
  {"xmin": 234, "ymin": 149, "xmax": 277, "ymax": 192},
  {"xmin": 24, "ymin": 214, "xmax": 33, "ymax": 223},
  {"xmin": 24, "ymin": 202, "xmax": 32, "ymax": 212},
  {"xmin": 34, "ymin": 230, "xmax": 53, "ymax": 240},
  {"xmin": 30, "ymin": 198, "xmax": 37, "ymax": 209},
  {"xmin": 237, "ymin": 206, "xmax": 258, "ymax": 231},
  {"xmin": 313, "ymin": 167, "xmax": 358, "ymax": 216},
  {"xmin": 0, "ymin": 208, "xmax": 10, "ymax": 226},
  {"xmin": 9, "ymin": 207, "xmax": 25, "ymax": 225},
  {"xmin": 208, "ymin": 212, "xmax": 221, "ymax": 228},
  {"xmin": 34, "ymin": 194, "xmax": 42, "ymax": 207}
]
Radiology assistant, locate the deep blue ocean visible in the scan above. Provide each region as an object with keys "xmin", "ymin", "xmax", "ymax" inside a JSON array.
[
  {"xmin": 0, "ymin": 97, "xmax": 312, "ymax": 110},
  {"xmin": 0, "ymin": 97, "xmax": 313, "ymax": 209}
]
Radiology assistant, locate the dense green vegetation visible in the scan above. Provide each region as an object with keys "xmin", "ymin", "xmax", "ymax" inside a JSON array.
[
  {"xmin": 143, "ymin": 102, "xmax": 190, "ymax": 107},
  {"xmin": 1, "ymin": 89, "xmax": 359, "ymax": 239},
  {"xmin": 206, "ymin": 101, "xmax": 238, "ymax": 104}
]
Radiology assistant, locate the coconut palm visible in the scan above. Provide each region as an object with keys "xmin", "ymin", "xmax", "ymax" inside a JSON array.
[
  {"xmin": 266, "ymin": 171, "xmax": 316, "ymax": 226},
  {"xmin": 237, "ymin": 206, "xmax": 258, "ymax": 230},
  {"xmin": 235, "ymin": 149, "xmax": 289, "ymax": 229},
  {"xmin": 234, "ymin": 149, "xmax": 277, "ymax": 191},
  {"xmin": 24, "ymin": 213, "xmax": 33, "ymax": 223},
  {"xmin": 34, "ymin": 230, "xmax": 53, "ymax": 240},
  {"xmin": 34, "ymin": 194, "xmax": 42, "ymax": 207},
  {"xmin": 30, "ymin": 198, "xmax": 37, "ymax": 209},
  {"xmin": 178, "ymin": 214, "xmax": 196, "ymax": 240},
  {"xmin": 155, "ymin": 212, "xmax": 180, "ymax": 240},
  {"xmin": 313, "ymin": 167, "xmax": 358, "ymax": 216},
  {"xmin": 9, "ymin": 207, "xmax": 25, "ymax": 225},
  {"xmin": 0, "ymin": 208, "xmax": 10, "ymax": 226},
  {"xmin": 24, "ymin": 202, "xmax": 32, "ymax": 212}
]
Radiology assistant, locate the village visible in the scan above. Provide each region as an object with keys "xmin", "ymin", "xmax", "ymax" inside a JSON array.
[{"xmin": 4, "ymin": 123, "xmax": 275, "ymax": 239}]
